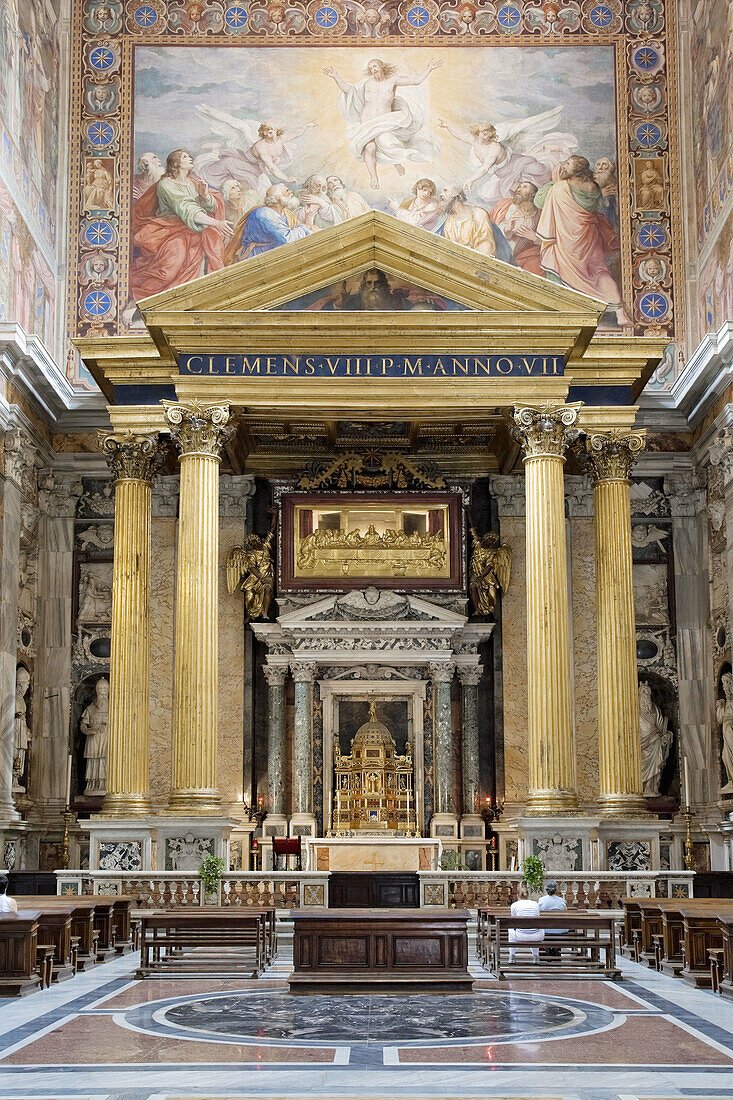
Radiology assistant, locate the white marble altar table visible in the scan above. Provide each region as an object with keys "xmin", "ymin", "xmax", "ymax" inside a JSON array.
[{"xmin": 304, "ymin": 836, "xmax": 441, "ymax": 872}]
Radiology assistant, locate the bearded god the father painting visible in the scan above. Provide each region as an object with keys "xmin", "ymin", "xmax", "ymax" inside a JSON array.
[{"xmin": 129, "ymin": 45, "xmax": 623, "ymax": 323}]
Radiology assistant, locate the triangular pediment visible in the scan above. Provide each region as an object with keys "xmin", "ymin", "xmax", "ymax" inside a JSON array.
[
  {"xmin": 137, "ymin": 211, "xmax": 605, "ymax": 318},
  {"xmin": 276, "ymin": 589, "xmax": 467, "ymax": 626}
]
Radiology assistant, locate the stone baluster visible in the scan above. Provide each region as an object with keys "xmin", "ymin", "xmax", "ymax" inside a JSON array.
[
  {"xmin": 164, "ymin": 401, "xmax": 231, "ymax": 812},
  {"xmin": 100, "ymin": 432, "xmax": 163, "ymax": 815},
  {"xmin": 585, "ymin": 430, "xmax": 646, "ymax": 814},
  {"xmin": 429, "ymin": 661, "xmax": 456, "ymax": 836},
  {"xmin": 513, "ymin": 403, "xmax": 580, "ymax": 813},
  {"xmin": 290, "ymin": 660, "xmax": 316, "ymax": 836}
]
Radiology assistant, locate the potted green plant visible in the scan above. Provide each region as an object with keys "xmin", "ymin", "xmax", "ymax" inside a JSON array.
[
  {"xmin": 439, "ymin": 849, "xmax": 465, "ymax": 871},
  {"xmin": 520, "ymin": 854, "xmax": 544, "ymax": 898},
  {"xmin": 199, "ymin": 855, "xmax": 226, "ymax": 904}
]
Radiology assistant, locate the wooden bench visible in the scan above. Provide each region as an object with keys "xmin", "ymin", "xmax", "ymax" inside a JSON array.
[
  {"xmin": 33, "ymin": 905, "xmax": 74, "ymax": 983},
  {"xmin": 22, "ymin": 897, "xmax": 100, "ymax": 971},
  {"xmin": 135, "ymin": 909, "xmax": 269, "ymax": 979},
  {"xmin": 715, "ymin": 911, "xmax": 733, "ymax": 999},
  {"xmin": 679, "ymin": 903, "xmax": 733, "ymax": 988},
  {"xmin": 0, "ymin": 910, "xmax": 43, "ymax": 997},
  {"xmin": 488, "ymin": 913, "xmax": 621, "ymax": 980},
  {"xmin": 110, "ymin": 896, "xmax": 134, "ymax": 954}
]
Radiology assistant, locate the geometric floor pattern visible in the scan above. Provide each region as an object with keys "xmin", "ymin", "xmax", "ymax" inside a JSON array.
[{"xmin": 1, "ymin": 944, "xmax": 733, "ymax": 1098}]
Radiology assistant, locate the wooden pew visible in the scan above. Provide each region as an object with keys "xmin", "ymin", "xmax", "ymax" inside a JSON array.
[
  {"xmin": 680, "ymin": 903, "xmax": 733, "ymax": 988},
  {"xmin": 111, "ymin": 896, "xmax": 134, "ymax": 954},
  {"xmin": 22, "ymin": 897, "xmax": 99, "ymax": 971},
  {"xmin": 33, "ymin": 905, "xmax": 74, "ymax": 983},
  {"xmin": 487, "ymin": 912, "xmax": 621, "ymax": 980},
  {"xmin": 621, "ymin": 897, "xmax": 643, "ymax": 961},
  {"xmin": 0, "ymin": 911, "xmax": 43, "ymax": 997},
  {"xmin": 136, "ymin": 908, "xmax": 269, "ymax": 979},
  {"xmin": 716, "ymin": 911, "xmax": 733, "ymax": 999}
]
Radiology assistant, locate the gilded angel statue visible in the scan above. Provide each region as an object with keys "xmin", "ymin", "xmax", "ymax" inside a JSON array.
[
  {"xmin": 226, "ymin": 530, "xmax": 275, "ymax": 620},
  {"xmin": 468, "ymin": 523, "xmax": 511, "ymax": 616}
]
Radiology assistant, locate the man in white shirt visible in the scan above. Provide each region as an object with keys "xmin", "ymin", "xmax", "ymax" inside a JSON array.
[
  {"xmin": 538, "ymin": 879, "xmax": 567, "ymax": 956},
  {"xmin": 508, "ymin": 885, "xmax": 544, "ymax": 963},
  {"xmin": 0, "ymin": 876, "xmax": 17, "ymax": 914}
]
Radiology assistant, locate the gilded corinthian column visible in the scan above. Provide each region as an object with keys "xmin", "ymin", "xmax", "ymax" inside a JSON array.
[
  {"xmin": 513, "ymin": 403, "xmax": 581, "ymax": 813},
  {"xmin": 100, "ymin": 432, "xmax": 162, "ymax": 815},
  {"xmin": 164, "ymin": 401, "xmax": 231, "ymax": 813},
  {"xmin": 586, "ymin": 430, "xmax": 646, "ymax": 815}
]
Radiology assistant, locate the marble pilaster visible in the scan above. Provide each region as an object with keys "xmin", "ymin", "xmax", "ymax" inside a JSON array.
[
  {"xmin": 29, "ymin": 473, "xmax": 80, "ymax": 817},
  {"xmin": 664, "ymin": 470, "xmax": 714, "ymax": 806}
]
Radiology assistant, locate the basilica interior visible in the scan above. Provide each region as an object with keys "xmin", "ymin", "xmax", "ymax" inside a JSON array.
[{"xmin": 3, "ymin": 0, "xmax": 733, "ymax": 1097}]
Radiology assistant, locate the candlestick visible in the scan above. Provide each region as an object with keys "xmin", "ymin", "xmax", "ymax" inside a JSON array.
[
  {"xmin": 336, "ymin": 787, "xmax": 341, "ymax": 834},
  {"xmin": 65, "ymin": 753, "xmax": 72, "ymax": 808},
  {"xmin": 683, "ymin": 756, "xmax": 690, "ymax": 809},
  {"xmin": 683, "ymin": 807, "xmax": 694, "ymax": 871}
]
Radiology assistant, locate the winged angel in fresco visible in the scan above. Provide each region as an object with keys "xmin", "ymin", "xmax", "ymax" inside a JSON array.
[
  {"xmin": 438, "ymin": 106, "xmax": 577, "ymax": 208},
  {"xmin": 468, "ymin": 524, "xmax": 512, "ymax": 617},
  {"xmin": 192, "ymin": 107, "xmax": 316, "ymax": 192},
  {"xmin": 226, "ymin": 531, "xmax": 275, "ymax": 621}
]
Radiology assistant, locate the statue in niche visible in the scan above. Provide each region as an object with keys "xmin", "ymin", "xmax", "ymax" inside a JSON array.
[
  {"xmin": 717, "ymin": 671, "xmax": 733, "ymax": 793},
  {"xmin": 17, "ymin": 549, "xmax": 37, "ymax": 627},
  {"xmin": 12, "ymin": 666, "xmax": 31, "ymax": 793},
  {"xmin": 468, "ymin": 523, "xmax": 511, "ymax": 615},
  {"xmin": 78, "ymin": 565, "xmax": 113, "ymax": 624},
  {"xmin": 81, "ymin": 678, "xmax": 109, "ymax": 796},
  {"xmin": 639, "ymin": 680, "xmax": 672, "ymax": 796},
  {"xmin": 226, "ymin": 530, "xmax": 275, "ymax": 620}
]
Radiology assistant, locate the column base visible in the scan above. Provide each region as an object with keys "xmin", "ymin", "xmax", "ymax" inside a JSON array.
[
  {"xmin": 0, "ymin": 799, "xmax": 21, "ymax": 824},
  {"xmin": 524, "ymin": 790, "xmax": 579, "ymax": 815},
  {"xmin": 262, "ymin": 813, "xmax": 288, "ymax": 839},
  {"xmin": 596, "ymin": 793, "xmax": 648, "ymax": 817},
  {"xmin": 430, "ymin": 812, "xmax": 459, "ymax": 840},
  {"xmin": 165, "ymin": 790, "xmax": 221, "ymax": 815},
  {"xmin": 289, "ymin": 813, "xmax": 317, "ymax": 839},
  {"xmin": 101, "ymin": 795, "xmax": 154, "ymax": 817}
]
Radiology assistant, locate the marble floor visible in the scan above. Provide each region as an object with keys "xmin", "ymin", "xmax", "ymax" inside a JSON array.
[{"xmin": 1, "ymin": 937, "xmax": 733, "ymax": 1099}]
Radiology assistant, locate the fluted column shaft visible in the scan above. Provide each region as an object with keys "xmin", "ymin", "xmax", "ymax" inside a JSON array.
[
  {"xmin": 165, "ymin": 402, "xmax": 230, "ymax": 813},
  {"xmin": 514, "ymin": 403, "xmax": 580, "ymax": 813},
  {"xmin": 459, "ymin": 665, "xmax": 481, "ymax": 815},
  {"xmin": 587, "ymin": 431, "xmax": 646, "ymax": 814},
  {"xmin": 291, "ymin": 662, "xmax": 315, "ymax": 815},
  {"xmin": 101, "ymin": 434, "xmax": 161, "ymax": 815},
  {"xmin": 263, "ymin": 665, "xmax": 286, "ymax": 816},
  {"xmin": 430, "ymin": 662, "xmax": 454, "ymax": 815}
]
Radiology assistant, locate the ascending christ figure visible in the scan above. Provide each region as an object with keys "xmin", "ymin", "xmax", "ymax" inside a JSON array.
[{"xmin": 323, "ymin": 58, "xmax": 442, "ymax": 189}]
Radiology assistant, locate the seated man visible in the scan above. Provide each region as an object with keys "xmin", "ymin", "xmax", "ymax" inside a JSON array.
[
  {"xmin": 508, "ymin": 885, "xmax": 543, "ymax": 963},
  {"xmin": 538, "ymin": 879, "xmax": 567, "ymax": 957},
  {"xmin": 0, "ymin": 876, "xmax": 17, "ymax": 913}
]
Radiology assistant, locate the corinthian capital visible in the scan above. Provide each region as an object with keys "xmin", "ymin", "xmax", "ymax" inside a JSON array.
[
  {"xmin": 585, "ymin": 430, "xmax": 646, "ymax": 483},
  {"xmin": 512, "ymin": 402, "xmax": 582, "ymax": 459},
  {"xmin": 163, "ymin": 400, "xmax": 232, "ymax": 458},
  {"xmin": 99, "ymin": 431, "xmax": 164, "ymax": 482}
]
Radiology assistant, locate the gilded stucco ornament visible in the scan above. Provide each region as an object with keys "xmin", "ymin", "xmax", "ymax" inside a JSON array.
[
  {"xmin": 512, "ymin": 402, "xmax": 582, "ymax": 458},
  {"xmin": 585, "ymin": 430, "xmax": 646, "ymax": 482},
  {"xmin": 226, "ymin": 531, "xmax": 275, "ymax": 620},
  {"xmin": 468, "ymin": 523, "xmax": 511, "ymax": 616},
  {"xmin": 162, "ymin": 400, "xmax": 232, "ymax": 457},
  {"xmin": 99, "ymin": 431, "xmax": 164, "ymax": 481}
]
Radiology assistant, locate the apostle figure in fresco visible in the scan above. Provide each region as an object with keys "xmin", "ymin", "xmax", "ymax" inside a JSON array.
[
  {"xmin": 130, "ymin": 149, "xmax": 232, "ymax": 300},
  {"xmin": 132, "ymin": 152, "xmax": 164, "ymax": 204},
  {"xmin": 389, "ymin": 178, "xmax": 443, "ymax": 231},
  {"xmin": 326, "ymin": 176, "xmax": 372, "ymax": 221},
  {"xmin": 299, "ymin": 175, "xmax": 345, "ymax": 228},
  {"xmin": 224, "ymin": 183, "xmax": 315, "ymax": 262},
  {"xmin": 323, "ymin": 57, "xmax": 442, "ymax": 189},
  {"xmin": 535, "ymin": 155, "xmax": 631, "ymax": 325},
  {"xmin": 593, "ymin": 156, "xmax": 619, "ymax": 231},
  {"xmin": 439, "ymin": 186, "xmax": 515, "ymax": 262},
  {"xmin": 491, "ymin": 182, "xmax": 543, "ymax": 276}
]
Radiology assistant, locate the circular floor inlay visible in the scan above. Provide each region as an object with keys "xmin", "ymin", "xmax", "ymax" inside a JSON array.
[{"xmin": 123, "ymin": 990, "xmax": 617, "ymax": 1047}]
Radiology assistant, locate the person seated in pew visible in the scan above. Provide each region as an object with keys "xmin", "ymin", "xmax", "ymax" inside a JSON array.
[
  {"xmin": 538, "ymin": 879, "xmax": 567, "ymax": 957},
  {"xmin": 508, "ymin": 885, "xmax": 544, "ymax": 963},
  {"xmin": 0, "ymin": 876, "xmax": 17, "ymax": 914}
]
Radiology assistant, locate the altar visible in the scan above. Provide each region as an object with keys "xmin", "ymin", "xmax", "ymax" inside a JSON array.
[{"xmin": 305, "ymin": 836, "xmax": 441, "ymax": 872}]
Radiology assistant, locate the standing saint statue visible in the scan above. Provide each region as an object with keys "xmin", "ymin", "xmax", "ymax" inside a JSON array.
[
  {"xmin": 468, "ymin": 523, "xmax": 511, "ymax": 615},
  {"xmin": 717, "ymin": 671, "xmax": 733, "ymax": 793},
  {"xmin": 639, "ymin": 680, "xmax": 672, "ymax": 797},
  {"xmin": 81, "ymin": 677, "xmax": 109, "ymax": 797},
  {"xmin": 12, "ymin": 666, "xmax": 31, "ymax": 793},
  {"xmin": 226, "ymin": 530, "xmax": 275, "ymax": 620}
]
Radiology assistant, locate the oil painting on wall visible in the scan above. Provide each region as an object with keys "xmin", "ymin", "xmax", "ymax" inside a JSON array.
[{"xmin": 128, "ymin": 45, "xmax": 626, "ymax": 321}]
